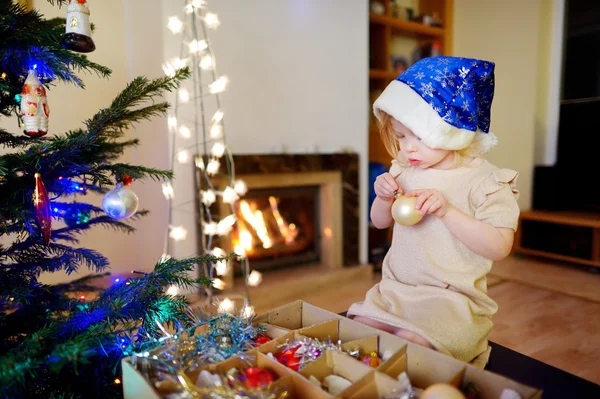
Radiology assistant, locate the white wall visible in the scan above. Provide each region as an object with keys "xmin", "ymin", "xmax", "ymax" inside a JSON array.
[
  {"xmin": 453, "ymin": 0, "xmax": 542, "ymax": 210},
  {"xmin": 163, "ymin": 0, "xmax": 369, "ymax": 264}
]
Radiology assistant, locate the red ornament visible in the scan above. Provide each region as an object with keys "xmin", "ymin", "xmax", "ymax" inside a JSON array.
[
  {"xmin": 242, "ymin": 367, "xmax": 275, "ymax": 388},
  {"xmin": 118, "ymin": 174, "xmax": 133, "ymax": 186},
  {"xmin": 286, "ymin": 357, "xmax": 301, "ymax": 371},
  {"xmin": 254, "ymin": 336, "xmax": 271, "ymax": 346},
  {"xmin": 33, "ymin": 173, "xmax": 51, "ymax": 245},
  {"xmin": 276, "ymin": 346, "xmax": 299, "ymax": 365}
]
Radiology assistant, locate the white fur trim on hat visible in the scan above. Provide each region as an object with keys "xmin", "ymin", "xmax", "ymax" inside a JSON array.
[{"xmin": 373, "ymin": 80, "xmax": 498, "ymax": 156}]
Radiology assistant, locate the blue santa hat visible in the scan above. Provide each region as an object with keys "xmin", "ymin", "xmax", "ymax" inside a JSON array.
[{"xmin": 373, "ymin": 56, "xmax": 498, "ymax": 156}]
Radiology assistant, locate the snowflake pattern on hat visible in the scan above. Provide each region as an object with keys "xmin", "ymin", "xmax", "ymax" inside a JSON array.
[{"xmin": 398, "ymin": 56, "xmax": 495, "ymax": 134}]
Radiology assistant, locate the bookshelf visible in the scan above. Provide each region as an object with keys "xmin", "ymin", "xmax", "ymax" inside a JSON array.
[{"xmin": 367, "ymin": 0, "xmax": 453, "ymax": 268}]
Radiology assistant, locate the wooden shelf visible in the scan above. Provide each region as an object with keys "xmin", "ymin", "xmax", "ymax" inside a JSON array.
[
  {"xmin": 369, "ymin": 13, "xmax": 444, "ymax": 38},
  {"xmin": 513, "ymin": 210, "xmax": 600, "ymax": 269},
  {"xmin": 519, "ymin": 210, "xmax": 600, "ymax": 229},
  {"xmin": 369, "ymin": 69, "xmax": 399, "ymax": 81}
]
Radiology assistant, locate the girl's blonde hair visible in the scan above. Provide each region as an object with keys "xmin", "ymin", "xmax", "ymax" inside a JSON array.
[{"xmin": 377, "ymin": 111, "xmax": 474, "ymax": 168}]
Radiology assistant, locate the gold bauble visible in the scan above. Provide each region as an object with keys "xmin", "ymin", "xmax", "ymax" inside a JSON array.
[
  {"xmin": 391, "ymin": 194, "xmax": 423, "ymax": 226},
  {"xmin": 421, "ymin": 383, "xmax": 466, "ymax": 399}
]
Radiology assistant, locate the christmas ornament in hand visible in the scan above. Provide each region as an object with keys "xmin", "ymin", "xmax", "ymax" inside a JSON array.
[
  {"xmin": 20, "ymin": 70, "xmax": 49, "ymax": 137},
  {"xmin": 33, "ymin": 173, "xmax": 52, "ymax": 245},
  {"xmin": 102, "ymin": 175, "xmax": 138, "ymax": 220},
  {"xmin": 391, "ymin": 192, "xmax": 423, "ymax": 226},
  {"xmin": 62, "ymin": 0, "xmax": 96, "ymax": 53}
]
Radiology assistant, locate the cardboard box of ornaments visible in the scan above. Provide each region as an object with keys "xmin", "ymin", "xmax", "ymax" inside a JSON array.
[{"xmin": 121, "ymin": 300, "xmax": 542, "ymax": 398}]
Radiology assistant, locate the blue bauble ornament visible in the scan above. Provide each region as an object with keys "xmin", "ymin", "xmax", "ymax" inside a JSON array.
[{"xmin": 102, "ymin": 184, "xmax": 138, "ymax": 220}]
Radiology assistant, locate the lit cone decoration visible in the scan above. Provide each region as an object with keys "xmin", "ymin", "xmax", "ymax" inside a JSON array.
[
  {"xmin": 20, "ymin": 70, "xmax": 49, "ymax": 137},
  {"xmin": 62, "ymin": 0, "xmax": 96, "ymax": 53},
  {"xmin": 391, "ymin": 192, "xmax": 423, "ymax": 226},
  {"xmin": 33, "ymin": 173, "xmax": 52, "ymax": 245}
]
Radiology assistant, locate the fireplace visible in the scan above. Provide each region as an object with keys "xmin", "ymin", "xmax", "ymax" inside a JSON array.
[
  {"xmin": 198, "ymin": 153, "xmax": 360, "ymax": 289},
  {"xmin": 216, "ymin": 170, "xmax": 343, "ymax": 274},
  {"xmin": 232, "ymin": 185, "xmax": 321, "ymax": 271}
]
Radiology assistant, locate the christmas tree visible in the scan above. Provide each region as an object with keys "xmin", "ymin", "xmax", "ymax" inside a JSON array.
[{"xmin": 0, "ymin": 1, "xmax": 218, "ymax": 397}]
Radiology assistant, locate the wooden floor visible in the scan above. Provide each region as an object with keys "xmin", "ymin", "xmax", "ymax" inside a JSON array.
[{"xmin": 257, "ymin": 256, "xmax": 600, "ymax": 386}]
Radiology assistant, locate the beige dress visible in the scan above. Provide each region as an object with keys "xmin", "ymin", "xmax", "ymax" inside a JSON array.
[{"xmin": 348, "ymin": 157, "xmax": 520, "ymax": 362}]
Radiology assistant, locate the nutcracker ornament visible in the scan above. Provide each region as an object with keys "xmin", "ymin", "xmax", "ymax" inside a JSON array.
[
  {"xmin": 62, "ymin": 0, "xmax": 96, "ymax": 53},
  {"xmin": 20, "ymin": 69, "xmax": 49, "ymax": 137}
]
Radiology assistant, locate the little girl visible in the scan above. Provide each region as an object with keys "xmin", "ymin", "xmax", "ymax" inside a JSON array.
[{"xmin": 348, "ymin": 56, "xmax": 520, "ymax": 363}]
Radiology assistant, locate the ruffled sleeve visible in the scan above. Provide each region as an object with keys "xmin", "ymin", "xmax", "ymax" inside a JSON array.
[
  {"xmin": 470, "ymin": 168, "xmax": 520, "ymax": 231},
  {"xmin": 389, "ymin": 159, "xmax": 403, "ymax": 178}
]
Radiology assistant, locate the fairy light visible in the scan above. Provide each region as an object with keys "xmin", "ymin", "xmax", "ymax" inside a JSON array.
[
  {"xmin": 178, "ymin": 125, "xmax": 191, "ymax": 138},
  {"xmin": 218, "ymin": 298, "xmax": 234, "ymax": 314},
  {"xmin": 234, "ymin": 244, "xmax": 246, "ymax": 258},
  {"xmin": 162, "ymin": 182, "xmax": 175, "ymax": 199},
  {"xmin": 169, "ymin": 226, "xmax": 188, "ymax": 241},
  {"xmin": 177, "ymin": 150, "xmax": 190, "ymax": 164},
  {"xmin": 212, "ymin": 110, "xmax": 224, "ymax": 123},
  {"xmin": 240, "ymin": 230, "xmax": 253, "ymax": 251},
  {"xmin": 204, "ymin": 12, "xmax": 220, "ymax": 29},
  {"xmin": 165, "ymin": 3, "xmax": 253, "ymax": 305},
  {"xmin": 210, "ymin": 124, "xmax": 222, "ymax": 138},
  {"xmin": 209, "ymin": 76, "xmax": 228, "ymax": 94},
  {"xmin": 188, "ymin": 39, "xmax": 208, "ymax": 54},
  {"xmin": 173, "ymin": 58, "xmax": 187, "ymax": 69},
  {"xmin": 204, "ymin": 221, "xmax": 218, "ymax": 236},
  {"xmin": 162, "ymin": 62, "xmax": 175, "ymax": 77},
  {"xmin": 166, "ymin": 285, "xmax": 179, "ymax": 296},
  {"xmin": 212, "ymin": 247, "xmax": 228, "ymax": 276},
  {"xmin": 114, "ymin": 378, "xmax": 121, "ymax": 385},
  {"xmin": 200, "ymin": 54, "xmax": 213, "ymax": 70},
  {"xmin": 211, "ymin": 142, "xmax": 225, "ymax": 158},
  {"xmin": 247, "ymin": 270, "xmax": 262, "ymax": 287},
  {"xmin": 179, "ymin": 88, "xmax": 190, "ymax": 103},
  {"xmin": 206, "ymin": 158, "xmax": 220, "ymax": 175},
  {"xmin": 217, "ymin": 214, "xmax": 236, "ymax": 236},
  {"xmin": 167, "ymin": 16, "xmax": 183, "ymax": 34},
  {"xmin": 222, "ymin": 186, "xmax": 239, "ymax": 204},
  {"xmin": 201, "ymin": 189, "xmax": 216, "ymax": 206},
  {"xmin": 234, "ymin": 180, "xmax": 248, "ymax": 196},
  {"xmin": 242, "ymin": 305, "xmax": 255, "ymax": 319}
]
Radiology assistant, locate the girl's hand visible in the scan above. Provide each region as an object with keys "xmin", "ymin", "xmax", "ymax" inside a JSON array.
[
  {"xmin": 374, "ymin": 172, "xmax": 402, "ymax": 202},
  {"xmin": 405, "ymin": 189, "xmax": 449, "ymax": 217}
]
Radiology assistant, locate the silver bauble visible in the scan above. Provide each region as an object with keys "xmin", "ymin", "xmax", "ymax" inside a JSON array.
[{"xmin": 102, "ymin": 184, "xmax": 139, "ymax": 220}]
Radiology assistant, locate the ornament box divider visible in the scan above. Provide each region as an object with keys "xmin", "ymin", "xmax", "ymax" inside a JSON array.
[
  {"xmin": 121, "ymin": 300, "xmax": 543, "ymax": 398},
  {"xmin": 340, "ymin": 370, "xmax": 406, "ymax": 399}
]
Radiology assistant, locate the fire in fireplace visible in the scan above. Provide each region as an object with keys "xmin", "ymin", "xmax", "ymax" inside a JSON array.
[{"xmin": 231, "ymin": 186, "xmax": 320, "ymax": 271}]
